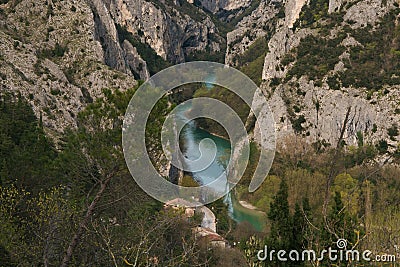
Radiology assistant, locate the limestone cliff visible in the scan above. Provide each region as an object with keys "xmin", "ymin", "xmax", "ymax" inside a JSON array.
[
  {"xmin": 194, "ymin": 0, "xmax": 252, "ymax": 13},
  {"xmin": 105, "ymin": 0, "xmax": 224, "ymax": 63},
  {"xmin": 1, "ymin": 0, "xmax": 399, "ymax": 157},
  {"xmin": 223, "ymin": 0, "xmax": 400, "ymax": 158},
  {"xmin": 254, "ymin": 0, "xmax": 398, "ymax": 154},
  {"xmin": 0, "ymin": 0, "xmax": 136, "ymax": 135}
]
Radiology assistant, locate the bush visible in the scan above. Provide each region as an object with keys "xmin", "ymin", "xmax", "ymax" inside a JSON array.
[
  {"xmin": 292, "ymin": 115, "xmax": 306, "ymax": 133},
  {"xmin": 341, "ymin": 9, "xmax": 400, "ymax": 90},
  {"xmin": 293, "ymin": 0, "xmax": 329, "ymax": 29},
  {"xmin": 376, "ymin": 140, "xmax": 388, "ymax": 154},
  {"xmin": 287, "ymin": 35, "xmax": 345, "ymax": 82},
  {"xmin": 327, "ymin": 74, "xmax": 341, "ymax": 90},
  {"xmin": 38, "ymin": 43, "xmax": 68, "ymax": 59},
  {"xmin": 388, "ymin": 124, "xmax": 399, "ymax": 140}
]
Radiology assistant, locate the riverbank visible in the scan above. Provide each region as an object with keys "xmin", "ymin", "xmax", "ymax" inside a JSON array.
[
  {"xmin": 230, "ymin": 193, "xmax": 267, "ymax": 232},
  {"xmin": 238, "ymin": 200, "xmax": 258, "ymax": 210},
  {"xmin": 177, "ymin": 103, "xmax": 266, "ymax": 231}
]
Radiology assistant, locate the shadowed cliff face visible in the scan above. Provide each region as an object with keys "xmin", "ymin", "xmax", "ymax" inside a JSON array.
[{"xmin": 101, "ymin": 0, "xmax": 225, "ymax": 64}]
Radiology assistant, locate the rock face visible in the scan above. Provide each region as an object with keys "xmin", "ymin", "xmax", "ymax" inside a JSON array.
[
  {"xmin": 0, "ymin": 0, "xmax": 226, "ymax": 134},
  {"xmin": 105, "ymin": 0, "xmax": 224, "ymax": 63},
  {"xmin": 1, "ymin": 0, "xmax": 399, "ymax": 154},
  {"xmin": 261, "ymin": 27, "xmax": 311, "ymax": 80},
  {"xmin": 90, "ymin": 0, "xmax": 131, "ymax": 74},
  {"xmin": 285, "ymin": 0, "xmax": 308, "ymax": 28},
  {"xmin": 122, "ymin": 40, "xmax": 150, "ymax": 80},
  {"xmin": 226, "ymin": 0, "xmax": 282, "ymax": 65},
  {"xmin": 194, "ymin": 0, "xmax": 252, "ymax": 13},
  {"xmin": 0, "ymin": 0, "xmax": 136, "ymax": 135},
  {"xmin": 267, "ymin": 81, "xmax": 400, "ymax": 148},
  {"xmin": 224, "ymin": 0, "xmax": 399, "ymax": 153},
  {"xmin": 260, "ymin": 0, "xmax": 399, "ymax": 150}
]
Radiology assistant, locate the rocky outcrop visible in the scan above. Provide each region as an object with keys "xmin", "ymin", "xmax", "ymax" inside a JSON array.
[
  {"xmin": 90, "ymin": 0, "xmax": 131, "ymax": 74},
  {"xmin": 193, "ymin": 0, "xmax": 252, "ymax": 13},
  {"xmin": 343, "ymin": 0, "xmax": 397, "ymax": 28},
  {"xmin": 226, "ymin": 0, "xmax": 282, "ymax": 65},
  {"xmin": 267, "ymin": 81, "xmax": 400, "ymax": 148},
  {"xmin": 0, "ymin": 0, "xmax": 136, "ymax": 135},
  {"xmin": 262, "ymin": 27, "xmax": 311, "ymax": 80},
  {"xmin": 224, "ymin": 0, "xmax": 399, "ymax": 152},
  {"xmin": 105, "ymin": 0, "xmax": 224, "ymax": 63},
  {"xmin": 285, "ymin": 0, "xmax": 308, "ymax": 28},
  {"xmin": 1, "ymin": 0, "xmax": 399, "ymax": 153},
  {"xmin": 122, "ymin": 40, "xmax": 150, "ymax": 80}
]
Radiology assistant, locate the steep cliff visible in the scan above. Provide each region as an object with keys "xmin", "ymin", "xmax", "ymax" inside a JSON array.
[
  {"xmin": 267, "ymin": 0, "xmax": 399, "ymax": 151},
  {"xmin": 105, "ymin": 0, "xmax": 224, "ymax": 63},
  {"xmin": 193, "ymin": 0, "xmax": 252, "ymax": 13},
  {"xmin": 0, "ymin": 0, "xmax": 137, "ymax": 135},
  {"xmin": 1, "ymin": 0, "xmax": 399, "ymax": 156},
  {"xmin": 225, "ymin": 0, "xmax": 400, "ymax": 156}
]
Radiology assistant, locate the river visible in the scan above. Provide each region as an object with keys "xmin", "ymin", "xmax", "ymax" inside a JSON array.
[{"xmin": 175, "ymin": 102, "xmax": 267, "ymax": 232}]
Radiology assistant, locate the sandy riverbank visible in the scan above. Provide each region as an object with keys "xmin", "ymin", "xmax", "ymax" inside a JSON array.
[{"xmin": 238, "ymin": 200, "xmax": 258, "ymax": 210}]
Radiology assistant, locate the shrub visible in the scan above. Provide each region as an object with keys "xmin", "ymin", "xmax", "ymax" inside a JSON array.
[
  {"xmin": 38, "ymin": 43, "xmax": 68, "ymax": 59},
  {"xmin": 388, "ymin": 124, "xmax": 399, "ymax": 140},
  {"xmin": 292, "ymin": 115, "xmax": 306, "ymax": 133},
  {"xmin": 287, "ymin": 35, "xmax": 345, "ymax": 82},
  {"xmin": 341, "ymin": 9, "xmax": 400, "ymax": 90},
  {"xmin": 376, "ymin": 140, "xmax": 388, "ymax": 154}
]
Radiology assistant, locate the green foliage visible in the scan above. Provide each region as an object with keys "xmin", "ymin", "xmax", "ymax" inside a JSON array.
[
  {"xmin": 145, "ymin": 89, "xmax": 174, "ymax": 157},
  {"xmin": 376, "ymin": 139, "xmax": 388, "ymax": 154},
  {"xmin": 286, "ymin": 35, "xmax": 345, "ymax": 83},
  {"xmin": 0, "ymin": 94, "xmax": 56, "ymax": 190},
  {"xmin": 207, "ymin": 198, "xmax": 236, "ymax": 236},
  {"xmin": 344, "ymin": 145, "xmax": 377, "ymax": 167},
  {"xmin": 372, "ymin": 123, "xmax": 378, "ymax": 133},
  {"xmin": 341, "ymin": 9, "xmax": 400, "ymax": 90},
  {"xmin": 332, "ymin": 173, "xmax": 359, "ymax": 215},
  {"xmin": 240, "ymin": 54, "xmax": 266, "ymax": 86},
  {"xmin": 267, "ymin": 179, "xmax": 292, "ymax": 250},
  {"xmin": 292, "ymin": 115, "xmax": 306, "ymax": 133},
  {"xmin": 322, "ymin": 192, "xmax": 359, "ymax": 250},
  {"xmin": 38, "ymin": 43, "xmax": 68, "ymax": 59},
  {"xmin": 174, "ymin": 0, "xmax": 207, "ymax": 22},
  {"xmin": 186, "ymin": 48, "xmax": 225, "ymax": 64},
  {"xmin": 236, "ymin": 37, "xmax": 269, "ymax": 66},
  {"xmin": 192, "ymin": 85, "xmax": 250, "ymax": 137},
  {"xmin": 0, "ymin": 184, "xmax": 78, "ymax": 266},
  {"xmin": 267, "ymin": 179, "xmax": 308, "ymax": 266},
  {"xmin": 356, "ymin": 131, "xmax": 364, "ymax": 147},
  {"xmin": 293, "ymin": 0, "xmax": 329, "ymax": 29},
  {"xmin": 181, "ymin": 175, "xmax": 199, "ymax": 187},
  {"xmin": 327, "ymin": 74, "xmax": 341, "ymax": 90},
  {"xmin": 236, "ymin": 36, "xmax": 269, "ymax": 86},
  {"xmin": 238, "ymin": 142, "xmax": 261, "ymax": 187},
  {"xmin": 281, "ymin": 53, "xmax": 296, "ymax": 66}
]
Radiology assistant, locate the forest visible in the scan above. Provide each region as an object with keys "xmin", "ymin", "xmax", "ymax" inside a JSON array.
[{"xmin": 1, "ymin": 88, "xmax": 399, "ymax": 266}]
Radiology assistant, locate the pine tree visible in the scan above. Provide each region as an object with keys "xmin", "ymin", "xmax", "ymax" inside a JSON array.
[
  {"xmin": 268, "ymin": 179, "xmax": 292, "ymax": 251},
  {"xmin": 292, "ymin": 203, "xmax": 304, "ymax": 250}
]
